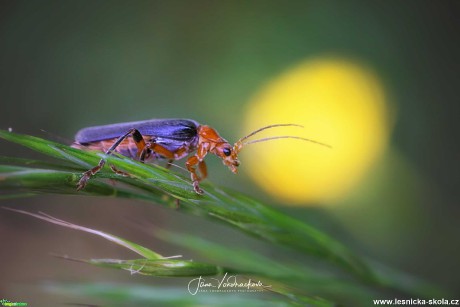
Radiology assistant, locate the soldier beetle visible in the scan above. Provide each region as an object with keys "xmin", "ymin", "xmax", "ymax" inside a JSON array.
[{"xmin": 72, "ymin": 118, "xmax": 330, "ymax": 194}]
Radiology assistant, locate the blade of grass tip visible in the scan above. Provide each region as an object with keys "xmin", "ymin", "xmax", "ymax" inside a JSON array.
[
  {"xmin": 2, "ymin": 207, "xmax": 163, "ymax": 260},
  {"xmin": 0, "ymin": 130, "xmax": 116, "ymax": 171},
  {"xmin": 0, "ymin": 130, "xmax": 85, "ymax": 164}
]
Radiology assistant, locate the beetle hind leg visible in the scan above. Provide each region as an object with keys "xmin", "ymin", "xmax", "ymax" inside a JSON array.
[
  {"xmin": 166, "ymin": 159, "xmax": 174, "ymax": 169},
  {"xmin": 77, "ymin": 159, "xmax": 106, "ymax": 191},
  {"xmin": 77, "ymin": 128, "xmax": 145, "ymax": 190},
  {"xmin": 109, "ymin": 165, "xmax": 131, "ymax": 177}
]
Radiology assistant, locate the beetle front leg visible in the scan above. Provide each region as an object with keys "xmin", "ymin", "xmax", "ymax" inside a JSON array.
[
  {"xmin": 186, "ymin": 156, "xmax": 203, "ymax": 194},
  {"xmin": 184, "ymin": 159, "xmax": 208, "ymax": 194},
  {"xmin": 185, "ymin": 142, "xmax": 209, "ymax": 194}
]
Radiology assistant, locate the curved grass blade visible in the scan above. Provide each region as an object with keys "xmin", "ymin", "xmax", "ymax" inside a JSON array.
[
  {"xmin": 5, "ymin": 208, "xmax": 334, "ymax": 305},
  {"xmin": 155, "ymin": 230, "xmax": 386, "ymax": 305},
  {"xmin": 0, "ymin": 166, "xmax": 165, "ymax": 202},
  {"xmin": 78, "ymin": 258, "xmax": 224, "ymax": 277},
  {"xmin": 0, "ymin": 155, "xmax": 83, "ymax": 171},
  {"xmin": 0, "ymin": 130, "xmax": 444, "ymax": 298},
  {"xmin": 3, "ymin": 208, "xmax": 163, "ymax": 260}
]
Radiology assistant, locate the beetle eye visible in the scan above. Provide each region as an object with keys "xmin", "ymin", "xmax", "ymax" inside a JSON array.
[{"xmin": 223, "ymin": 148, "xmax": 231, "ymax": 156}]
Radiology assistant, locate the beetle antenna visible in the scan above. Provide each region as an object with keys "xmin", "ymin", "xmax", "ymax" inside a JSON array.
[
  {"xmin": 237, "ymin": 123, "xmax": 303, "ymax": 143},
  {"xmin": 233, "ymin": 124, "xmax": 330, "ymax": 153},
  {"xmin": 242, "ymin": 136, "xmax": 331, "ymax": 148}
]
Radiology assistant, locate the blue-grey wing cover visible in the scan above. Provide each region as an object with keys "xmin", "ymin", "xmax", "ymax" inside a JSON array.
[{"xmin": 75, "ymin": 119, "xmax": 198, "ymax": 143}]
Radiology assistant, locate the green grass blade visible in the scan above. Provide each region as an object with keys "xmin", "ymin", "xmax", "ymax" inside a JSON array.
[
  {"xmin": 0, "ymin": 166, "xmax": 162, "ymax": 202},
  {"xmin": 85, "ymin": 258, "xmax": 224, "ymax": 277},
  {"xmin": 44, "ymin": 282, "xmax": 295, "ymax": 307},
  {"xmin": 6, "ymin": 208, "xmax": 333, "ymax": 305},
  {"xmin": 0, "ymin": 130, "xmax": 372, "ymax": 281},
  {"xmin": 156, "ymin": 229, "xmax": 324, "ymax": 280},
  {"xmin": 155, "ymin": 229, "xmax": 385, "ymax": 305},
  {"xmin": 0, "ymin": 155, "xmax": 83, "ymax": 171},
  {"xmin": 0, "ymin": 130, "xmax": 443, "ymax": 298}
]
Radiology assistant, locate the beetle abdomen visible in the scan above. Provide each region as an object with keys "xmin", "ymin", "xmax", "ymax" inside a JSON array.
[
  {"xmin": 73, "ymin": 119, "xmax": 201, "ymax": 161},
  {"xmin": 73, "ymin": 138, "xmax": 149, "ymax": 160}
]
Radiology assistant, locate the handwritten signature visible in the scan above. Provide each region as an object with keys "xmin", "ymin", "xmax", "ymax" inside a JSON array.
[{"xmin": 188, "ymin": 273, "xmax": 270, "ymax": 295}]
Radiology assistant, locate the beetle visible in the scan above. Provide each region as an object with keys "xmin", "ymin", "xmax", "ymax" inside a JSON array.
[{"xmin": 72, "ymin": 118, "xmax": 330, "ymax": 194}]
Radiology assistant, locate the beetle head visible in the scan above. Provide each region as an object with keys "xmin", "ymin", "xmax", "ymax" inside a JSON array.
[
  {"xmin": 198, "ymin": 125, "xmax": 241, "ymax": 173},
  {"xmin": 215, "ymin": 142, "xmax": 240, "ymax": 174},
  {"xmin": 203, "ymin": 123, "xmax": 330, "ymax": 175}
]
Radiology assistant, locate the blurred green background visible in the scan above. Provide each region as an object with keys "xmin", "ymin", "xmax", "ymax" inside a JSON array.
[{"xmin": 0, "ymin": 0, "xmax": 459, "ymax": 305}]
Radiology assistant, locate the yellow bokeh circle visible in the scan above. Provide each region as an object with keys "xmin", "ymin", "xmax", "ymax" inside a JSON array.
[{"xmin": 243, "ymin": 58, "xmax": 391, "ymax": 205}]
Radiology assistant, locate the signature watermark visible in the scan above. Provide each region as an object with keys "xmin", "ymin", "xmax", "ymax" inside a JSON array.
[
  {"xmin": 188, "ymin": 273, "xmax": 271, "ymax": 295},
  {"xmin": 0, "ymin": 299, "xmax": 28, "ymax": 307}
]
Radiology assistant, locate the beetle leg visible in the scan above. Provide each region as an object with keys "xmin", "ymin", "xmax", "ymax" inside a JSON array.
[
  {"xmin": 185, "ymin": 142, "xmax": 210, "ymax": 194},
  {"xmin": 139, "ymin": 146, "xmax": 151, "ymax": 162},
  {"xmin": 108, "ymin": 129, "xmax": 147, "ymax": 178},
  {"xmin": 185, "ymin": 155, "xmax": 203, "ymax": 194},
  {"xmin": 198, "ymin": 161, "xmax": 208, "ymax": 181},
  {"xmin": 164, "ymin": 147, "xmax": 187, "ymax": 169},
  {"xmin": 77, "ymin": 128, "xmax": 144, "ymax": 190},
  {"xmin": 77, "ymin": 159, "xmax": 106, "ymax": 191},
  {"xmin": 131, "ymin": 130, "xmax": 147, "ymax": 158},
  {"xmin": 110, "ymin": 165, "xmax": 131, "ymax": 177},
  {"xmin": 149, "ymin": 143, "xmax": 175, "ymax": 160},
  {"xmin": 141, "ymin": 141, "xmax": 182, "ymax": 168}
]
